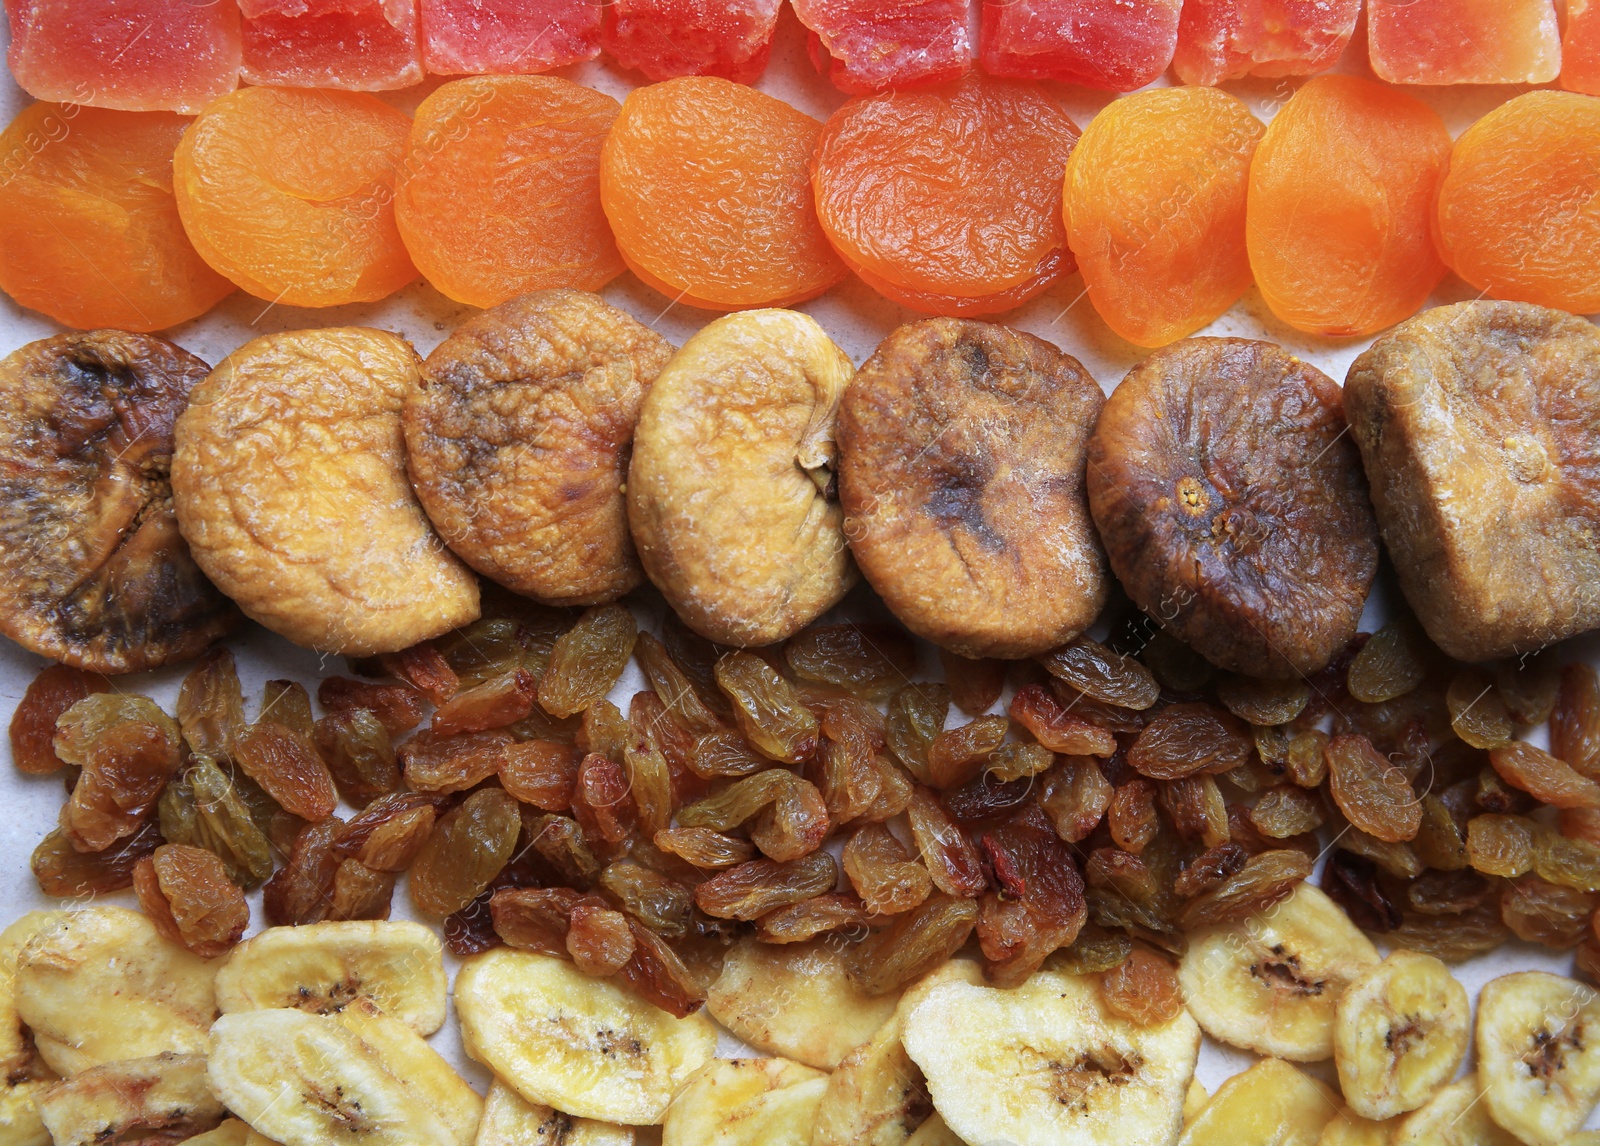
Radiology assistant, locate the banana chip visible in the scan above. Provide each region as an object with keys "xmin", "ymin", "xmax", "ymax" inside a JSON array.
[
  {"xmin": 1392, "ymin": 1075, "xmax": 1521, "ymax": 1146},
  {"xmin": 661, "ymin": 1058, "xmax": 826, "ymax": 1146},
  {"xmin": 1334, "ymin": 949, "xmax": 1469, "ymax": 1120},
  {"xmin": 1318, "ymin": 1107, "xmax": 1400, "ymax": 1146},
  {"xmin": 903, "ymin": 1113, "xmax": 965, "ymax": 1146},
  {"xmin": 0, "ymin": 911, "xmax": 64, "ymax": 1146},
  {"xmin": 478, "ymin": 1079, "xmax": 634, "ymax": 1145},
  {"xmin": 455, "ymin": 949, "xmax": 716, "ymax": 1125},
  {"xmin": 1477, "ymin": 971, "xmax": 1600, "ymax": 1146},
  {"xmin": 1178, "ymin": 1057, "xmax": 1338, "ymax": 1146},
  {"xmin": 36, "ymin": 1052, "xmax": 225, "ymax": 1146},
  {"xmin": 178, "ymin": 1121, "xmax": 283, "ymax": 1146}
]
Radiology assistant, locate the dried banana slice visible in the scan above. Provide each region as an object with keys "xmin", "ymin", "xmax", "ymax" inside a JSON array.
[
  {"xmin": 1477, "ymin": 971, "xmax": 1600, "ymax": 1146},
  {"xmin": 207, "ymin": 1001, "xmax": 482, "ymax": 1146},
  {"xmin": 0, "ymin": 911, "xmax": 63, "ymax": 1074},
  {"xmin": 36, "ymin": 1052, "xmax": 225, "ymax": 1146},
  {"xmin": 904, "ymin": 1113, "xmax": 965, "ymax": 1146},
  {"xmin": 0, "ymin": 1079, "xmax": 55, "ymax": 1146},
  {"xmin": 14, "ymin": 905, "xmax": 217, "ymax": 1076},
  {"xmin": 662, "ymin": 1058, "xmax": 827, "ymax": 1146},
  {"xmin": 477, "ymin": 1079, "xmax": 634, "ymax": 1146},
  {"xmin": 455, "ymin": 949, "xmax": 717, "ymax": 1125},
  {"xmin": 179, "ymin": 1120, "xmax": 282, "ymax": 1146},
  {"xmin": 1392, "ymin": 1076, "xmax": 1521, "ymax": 1146},
  {"xmin": 1318, "ymin": 1108, "xmax": 1400, "ymax": 1146},
  {"xmin": 1184, "ymin": 1079, "xmax": 1209, "ymax": 1128},
  {"xmin": 707, "ymin": 937, "xmax": 899, "ymax": 1070},
  {"xmin": 1179, "ymin": 882, "xmax": 1380, "ymax": 1061},
  {"xmin": 213, "ymin": 920, "xmax": 447, "ymax": 1035},
  {"xmin": 902, "ymin": 969, "xmax": 1200, "ymax": 1146},
  {"xmin": 1334, "ymin": 949, "xmax": 1469, "ymax": 1120},
  {"xmin": 1178, "ymin": 1057, "xmax": 1338, "ymax": 1146}
]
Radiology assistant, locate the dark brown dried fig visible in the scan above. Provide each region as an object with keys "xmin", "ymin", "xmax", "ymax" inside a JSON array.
[
  {"xmin": 838, "ymin": 318, "xmax": 1108, "ymax": 658},
  {"xmin": 0, "ymin": 331, "xmax": 238, "ymax": 671},
  {"xmin": 1345, "ymin": 301, "xmax": 1600, "ymax": 662},
  {"xmin": 1087, "ymin": 337, "xmax": 1378, "ymax": 678}
]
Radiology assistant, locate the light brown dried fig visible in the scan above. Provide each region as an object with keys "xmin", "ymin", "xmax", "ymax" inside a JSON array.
[
  {"xmin": 1087, "ymin": 337, "xmax": 1378, "ymax": 678},
  {"xmin": 0, "ymin": 331, "xmax": 238, "ymax": 672},
  {"xmin": 1346, "ymin": 301, "xmax": 1600, "ymax": 662},
  {"xmin": 405, "ymin": 289, "xmax": 674, "ymax": 607},
  {"xmin": 628, "ymin": 309, "xmax": 855, "ymax": 646},
  {"xmin": 173, "ymin": 328, "xmax": 478, "ymax": 656},
  {"xmin": 837, "ymin": 318, "xmax": 1108, "ymax": 659}
]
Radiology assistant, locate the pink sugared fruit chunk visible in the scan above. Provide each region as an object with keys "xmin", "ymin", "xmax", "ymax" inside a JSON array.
[
  {"xmin": 602, "ymin": 0, "xmax": 780, "ymax": 83},
  {"xmin": 420, "ymin": 0, "xmax": 602, "ymax": 74},
  {"xmin": 4, "ymin": 0, "xmax": 239, "ymax": 114},
  {"xmin": 1173, "ymin": 0, "xmax": 1359, "ymax": 85},
  {"xmin": 239, "ymin": 0, "xmax": 423, "ymax": 90},
  {"xmin": 980, "ymin": 0, "xmax": 1180, "ymax": 91},
  {"xmin": 792, "ymin": 0, "xmax": 971, "ymax": 93},
  {"xmin": 1565, "ymin": 0, "xmax": 1600, "ymax": 94},
  {"xmin": 1368, "ymin": 0, "xmax": 1560, "ymax": 84}
]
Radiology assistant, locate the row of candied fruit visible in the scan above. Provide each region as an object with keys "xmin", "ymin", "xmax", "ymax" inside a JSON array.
[{"xmin": 6, "ymin": 0, "xmax": 1600, "ymax": 110}]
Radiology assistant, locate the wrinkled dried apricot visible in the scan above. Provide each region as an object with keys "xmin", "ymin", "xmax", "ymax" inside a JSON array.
[
  {"xmin": 1247, "ymin": 76, "xmax": 1450, "ymax": 338},
  {"xmin": 601, "ymin": 76, "xmax": 845, "ymax": 309},
  {"xmin": 813, "ymin": 75, "xmax": 1078, "ymax": 315},
  {"xmin": 1434, "ymin": 92, "xmax": 1600, "ymax": 314},
  {"xmin": 174, "ymin": 87, "xmax": 416, "ymax": 307},
  {"xmin": 1064, "ymin": 86, "xmax": 1262, "ymax": 348},
  {"xmin": 395, "ymin": 77, "xmax": 621, "ymax": 308}
]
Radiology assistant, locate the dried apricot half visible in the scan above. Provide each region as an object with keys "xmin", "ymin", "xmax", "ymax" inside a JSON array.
[
  {"xmin": 405, "ymin": 290, "xmax": 674, "ymax": 606},
  {"xmin": 838, "ymin": 318, "xmax": 1108, "ymax": 658},
  {"xmin": 395, "ymin": 76, "xmax": 623, "ymax": 310},
  {"xmin": 174, "ymin": 87, "xmax": 416, "ymax": 308},
  {"xmin": 628, "ymin": 310, "xmax": 855, "ymax": 646},
  {"xmin": 173, "ymin": 328, "xmax": 478, "ymax": 655},
  {"xmin": 1434, "ymin": 91, "xmax": 1600, "ymax": 315},
  {"xmin": 600, "ymin": 76, "xmax": 845, "ymax": 310},
  {"xmin": 0, "ymin": 332, "xmax": 239, "ymax": 672},
  {"xmin": 1087, "ymin": 338, "xmax": 1378, "ymax": 678},
  {"xmin": 812, "ymin": 74, "xmax": 1078, "ymax": 315},
  {"xmin": 0, "ymin": 104, "xmax": 233, "ymax": 332},
  {"xmin": 1346, "ymin": 301, "xmax": 1600, "ymax": 663}
]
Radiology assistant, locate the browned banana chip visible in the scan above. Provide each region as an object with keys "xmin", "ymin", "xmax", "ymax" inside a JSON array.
[
  {"xmin": 0, "ymin": 331, "xmax": 238, "ymax": 673},
  {"xmin": 1346, "ymin": 301, "xmax": 1600, "ymax": 663},
  {"xmin": 1087, "ymin": 337, "xmax": 1377, "ymax": 679},
  {"xmin": 837, "ymin": 318, "xmax": 1109, "ymax": 659},
  {"xmin": 173, "ymin": 328, "xmax": 479, "ymax": 656},
  {"xmin": 405, "ymin": 290, "xmax": 674, "ymax": 607}
]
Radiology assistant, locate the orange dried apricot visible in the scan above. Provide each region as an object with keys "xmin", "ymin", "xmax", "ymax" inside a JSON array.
[
  {"xmin": 395, "ymin": 76, "xmax": 622, "ymax": 309},
  {"xmin": 173, "ymin": 87, "xmax": 416, "ymax": 308},
  {"xmin": 1064, "ymin": 86, "xmax": 1262, "ymax": 348},
  {"xmin": 0, "ymin": 105, "xmax": 232, "ymax": 332},
  {"xmin": 1434, "ymin": 92, "xmax": 1600, "ymax": 315},
  {"xmin": 813, "ymin": 74, "xmax": 1078, "ymax": 316},
  {"xmin": 1247, "ymin": 75, "xmax": 1450, "ymax": 337},
  {"xmin": 600, "ymin": 76, "xmax": 845, "ymax": 310}
]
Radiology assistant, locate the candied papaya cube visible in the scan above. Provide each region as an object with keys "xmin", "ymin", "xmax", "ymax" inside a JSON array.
[
  {"xmin": 980, "ymin": 0, "xmax": 1180, "ymax": 92},
  {"xmin": 792, "ymin": 0, "xmax": 971, "ymax": 93},
  {"xmin": 4, "ymin": 0, "xmax": 240, "ymax": 114},
  {"xmin": 602, "ymin": 0, "xmax": 780, "ymax": 82},
  {"xmin": 1173, "ymin": 0, "xmax": 1359, "ymax": 85},
  {"xmin": 1368, "ymin": 0, "xmax": 1560, "ymax": 84},
  {"xmin": 1565, "ymin": 0, "xmax": 1600, "ymax": 95},
  {"xmin": 419, "ymin": 0, "xmax": 602, "ymax": 74},
  {"xmin": 239, "ymin": 0, "xmax": 423, "ymax": 90}
]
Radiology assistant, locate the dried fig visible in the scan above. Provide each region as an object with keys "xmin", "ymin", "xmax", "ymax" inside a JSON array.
[
  {"xmin": 837, "ymin": 318, "xmax": 1108, "ymax": 658},
  {"xmin": 0, "ymin": 331, "xmax": 238, "ymax": 672},
  {"xmin": 1086, "ymin": 337, "xmax": 1378, "ymax": 678},
  {"xmin": 1345, "ymin": 301, "xmax": 1600, "ymax": 661},
  {"xmin": 405, "ymin": 290, "xmax": 674, "ymax": 606},
  {"xmin": 628, "ymin": 310, "xmax": 856, "ymax": 645},
  {"xmin": 173, "ymin": 328, "xmax": 479, "ymax": 655}
]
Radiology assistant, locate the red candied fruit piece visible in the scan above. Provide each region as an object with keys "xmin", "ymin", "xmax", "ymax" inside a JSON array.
[
  {"xmin": 4, "ymin": 0, "xmax": 240, "ymax": 114},
  {"xmin": 419, "ymin": 0, "xmax": 602, "ymax": 74},
  {"xmin": 792, "ymin": 0, "xmax": 971, "ymax": 93},
  {"xmin": 239, "ymin": 0, "xmax": 423, "ymax": 91},
  {"xmin": 1368, "ymin": 0, "xmax": 1560, "ymax": 84},
  {"xmin": 602, "ymin": 0, "xmax": 780, "ymax": 83},
  {"xmin": 1173, "ymin": 0, "xmax": 1360, "ymax": 86},
  {"xmin": 980, "ymin": 0, "xmax": 1180, "ymax": 92},
  {"xmin": 1565, "ymin": 0, "xmax": 1600, "ymax": 95}
]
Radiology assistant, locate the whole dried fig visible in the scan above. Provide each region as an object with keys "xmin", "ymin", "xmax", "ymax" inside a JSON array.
[
  {"xmin": 173, "ymin": 328, "xmax": 479, "ymax": 656},
  {"xmin": 1087, "ymin": 337, "xmax": 1378, "ymax": 678},
  {"xmin": 0, "ymin": 331, "xmax": 238, "ymax": 672},
  {"xmin": 628, "ymin": 310, "xmax": 855, "ymax": 646},
  {"xmin": 837, "ymin": 318, "xmax": 1108, "ymax": 658},
  {"xmin": 1346, "ymin": 301, "xmax": 1600, "ymax": 662},
  {"xmin": 405, "ymin": 290, "xmax": 674, "ymax": 606}
]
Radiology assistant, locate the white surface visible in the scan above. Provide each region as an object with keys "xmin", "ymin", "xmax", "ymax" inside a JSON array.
[{"xmin": 0, "ymin": 0, "xmax": 1595, "ymax": 1127}]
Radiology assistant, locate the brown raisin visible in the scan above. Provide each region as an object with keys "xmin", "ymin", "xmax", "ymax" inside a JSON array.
[
  {"xmin": 1173, "ymin": 842, "xmax": 1249, "ymax": 899},
  {"xmin": 492, "ymin": 887, "xmax": 586, "ymax": 955},
  {"xmin": 1099, "ymin": 946, "xmax": 1182, "ymax": 1026},
  {"xmin": 1038, "ymin": 634, "xmax": 1160, "ymax": 711},
  {"xmin": 340, "ymin": 794, "xmax": 440, "ymax": 872},
  {"xmin": 327, "ymin": 858, "xmax": 396, "ymax": 921},
  {"xmin": 1501, "ymin": 875, "xmax": 1597, "ymax": 948},
  {"xmin": 1249, "ymin": 784, "xmax": 1325, "ymax": 839},
  {"xmin": 500, "ymin": 739, "xmax": 583, "ymax": 811},
  {"xmin": 1489, "ymin": 740, "xmax": 1600, "ymax": 809},
  {"xmin": 1534, "ymin": 829, "xmax": 1600, "ymax": 892},
  {"xmin": 755, "ymin": 892, "xmax": 873, "ymax": 943},
  {"xmin": 692, "ymin": 853, "xmax": 838, "ymax": 920},
  {"xmin": 261, "ymin": 679, "xmax": 314, "ymax": 738},
  {"xmin": 61, "ymin": 711, "xmax": 183, "ymax": 853},
  {"xmin": 1562, "ymin": 806, "xmax": 1600, "ymax": 845},
  {"xmin": 1446, "ymin": 669, "xmax": 1513, "ymax": 749},
  {"xmin": 1037, "ymin": 756, "xmax": 1112, "ymax": 843},
  {"xmin": 1320, "ymin": 849, "xmax": 1402, "ymax": 932},
  {"xmin": 570, "ymin": 753, "xmax": 637, "ymax": 845},
  {"xmin": 1407, "ymin": 869, "xmax": 1492, "ymax": 916},
  {"xmin": 749, "ymin": 772, "xmax": 830, "ymax": 862},
  {"xmin": 1178, "ymin": 848, "xmax": 1312, "ymax": 929},
  {"xmin": 1160, "ymin": 775, "xmax": 1230, "ymax": 847},
  {"xmin": 536, "ymin": 604, "xmax": 638, "ymax": 719},
  {"xmin": 654, "ymin": 827, "xmax": 756, "ymax": 869},
  {"xmin": 309, "ymin": 710, "xmax": 398, "ymax": 805},
  {"xmin": 1284, "ymin": 728, "xmax": 1329, "ymax": 787},
  {"xmin": 9, "ymin": 663, "xmax": 105, "ymax": 775},
  {"xmin": 843, "ymin": 823, "xmax": 933, "ymax": 916},
  {"xmin": 526, "ymin": 812, "xmax": 602, "ymax": 884},
  {"xmin": 1466, "ymin": 814, "xmax": 1538, "ymax": 878},
  {"xmin": 1215, "ymin": 673, "xmax": 1310, "ymax": 726},
  {"xmin": 1412, "ymin": 795, "xmax": 1468, "ymax": 872},
  {"xmin": 1085, "ymin": 847, "xmax": 1155, "ymax": 902},
  {"xmin": 234, "ymin": 721, "xmax": 338, "ymax": 822},
  {"xmin": 32, "ymin": 818, "xmax": 160, "ymax": 897},
  {"xmin": 431, "ymin": 669, "xmax": 537, "ymax": 738},
  {"xmin": 1553, "ymin": 663, "xmax": 1600, "ymax": 778},
  {"xmin": 690, "ymin": 730, "xmax": 770, "ymax": 779},
  {"xmin": 1050, "ymin": 924, "xmax": 1133, "ymax": 975},
  {"xmin": 784, "ymin": 623, "xmax": 916, "ymax": 700},
  {"xmin": 1346, "ymin": 621, "xmax": 1426, "ymax": 704},
  {"xmin": 714, "ymin": 651, "xmax": 820, "ymax": 764},
  {"xmin": 941, "ymin": 650, "xmax": 1007, "ymax": 715},
  {"xmin": 410, "ymin": 788, "xmax": 521, "ymax": 916},
  {"xmin": 906, "ymin": 785, "xmax": 986, "ymax": 897},
  {"xmin": 975, "ymin": 805, "xmax": 1087, "ymax": 986},
  {"xmin": 134, "ymin": 843, "xmax": 250, "ymax": 958},
  {"xmin": 1128, "ymin": 703, "xmax": 1251, "ymax": 780},
  {"xmin": 927, "ymin": 715, "xmax": 1010, "ymax": 789},
  {"xmin": 1108, "ymin": 778, "xmax": 1159, "ymax": 854},
  {"xmin": 625, "ymin": 698, "xmax": 677, "ymax": 837},
  {"xmin": 567, "ymin": 903, "xmax": 636, "ymax": 976},
  {"xmin": 1325, "ymin": 732, "xmax": 1421, "ymax": 843},
  {"xmin": 377, "ymin": 640, "xmax": 460, "ymax": 705},
  {"xmin": 884, "ymin": 683, "xmax": 950, "ymax": 782},
  {"xmin": 616, "ymin": 921, "xmax": 706, "ymax": 1017},
  {"xmin": 318, "ymin": 677, "xmax": 426, "ymax": 736},
  {"xmin": 1384, "ymin": 902, "xmax": 1509, "ymax": 963},
  {"xmin": 1008, "ymin": 685, "xmax": 1117, "ymax": 757},
  {"xmin": 175, "ymin": 647, "xmax": 245, "ymax": 761},
  {"xmin": 263, "ymin": 817, "xmax": 347, "ymax": 926},
  {"xmin": 841, "ymin": 893, "xmax": 978, "ymax": 996},
  {"xmin": 1494, "ymin": 649, "xmax": 1561, "ymax": 726}
]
